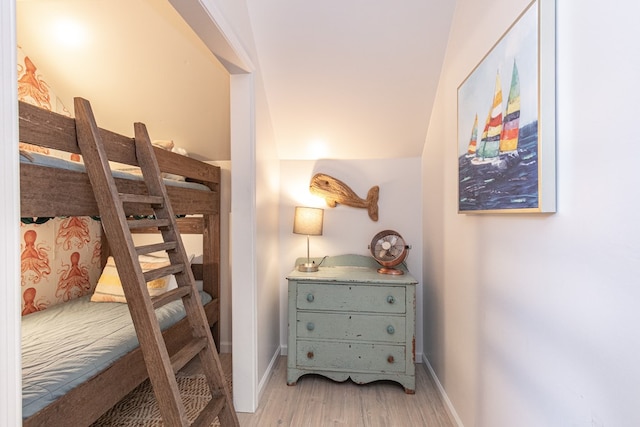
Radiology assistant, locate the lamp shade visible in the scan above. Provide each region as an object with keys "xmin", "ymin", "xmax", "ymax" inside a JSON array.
[{"xmin": 293, "ymin": 206, "xmax": 324, "ymax": 236}]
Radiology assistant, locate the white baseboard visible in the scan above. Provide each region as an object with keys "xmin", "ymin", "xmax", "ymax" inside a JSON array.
[
  {"xmin": 422, "ymin": 354, "xmax": 465, "ymax": 427},
  {"xmin": 256, "ymin": 346, "xmax": 282, "ymax": 405}
]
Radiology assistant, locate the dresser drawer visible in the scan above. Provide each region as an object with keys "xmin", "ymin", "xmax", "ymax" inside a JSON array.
[
  {"xmin": 296, "ymin": 340, "xmax": 406, "ymax": 373},
  {"xmin": 297, "ymin": 283, "xmax": 405, "ymax": 313},
  {"xmin": 296, "ymin": 312, "xmax": 405, "ymax": 343}
]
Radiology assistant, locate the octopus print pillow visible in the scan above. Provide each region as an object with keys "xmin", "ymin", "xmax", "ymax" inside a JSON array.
[
  {"xmin": 20, "ymin": 216, "xmax": 102, "ymax": 315},
  {"xmin": 91, "ymin": 255, "xmax": 178, "ymax": 303}
]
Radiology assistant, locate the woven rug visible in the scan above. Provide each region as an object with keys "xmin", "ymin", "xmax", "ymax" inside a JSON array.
[{"xmin": 92, "ymin": 368, "xmax": 231, "ymax": 426}]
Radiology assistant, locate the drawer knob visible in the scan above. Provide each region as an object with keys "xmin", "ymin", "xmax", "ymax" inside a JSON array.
[
  {"xmin": 387, "ymin": 355, "xmax": 395, "ymax": 364},
  {"xmin": 306, "ymin": 322, "xmax": 315, "ymax": 331},
  {"xmin": 307, "ymin": 351, "xmax": 314, "ymax": 359},
  {"xmin": 387, "ymin": 295, "xmax": 395, "ymax": 304},
  {"xmin": 387, "ymin": 325, "xmax": 395, "ymax": 334},
  {"xmin": 306, "ymin": 293, "xmax": 315, "ymax": 303}
]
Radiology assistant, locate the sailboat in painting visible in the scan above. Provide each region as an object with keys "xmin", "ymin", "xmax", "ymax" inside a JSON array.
[
  {"xmin": 465, "ymin": 114, "xmax": 478, "ymax": 157},
  {"xmin": 471, "ymin": 60, "xmax": 521, "ymax": 167},
  {"xmin": 472, "ymin": 71, "xmax": 503, "ymax": 165},
  {"xmin": 500, "ymin": 60, "xmax": 520, "ymax": 155}
]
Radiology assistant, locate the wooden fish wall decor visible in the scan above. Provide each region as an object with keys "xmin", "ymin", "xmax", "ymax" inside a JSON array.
[{"xmin": 309, "ymin": 173, "xmax": 379, "ymax": 221}]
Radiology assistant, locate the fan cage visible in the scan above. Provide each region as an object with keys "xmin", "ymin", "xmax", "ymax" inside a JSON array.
[{"xmin": 370, "ymin": 230, "xmax": 408, "ymax": 274}]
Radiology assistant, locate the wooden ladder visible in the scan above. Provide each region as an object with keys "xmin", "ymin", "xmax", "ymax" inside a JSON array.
[{"xmin": 74, "ymin": 97, "xmax": 239, "ymax": 427}]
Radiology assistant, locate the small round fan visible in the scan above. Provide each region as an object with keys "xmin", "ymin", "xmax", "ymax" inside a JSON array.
[{"xmin": 370, "ymin": 230, "xmax": 409, "ymax": 275}]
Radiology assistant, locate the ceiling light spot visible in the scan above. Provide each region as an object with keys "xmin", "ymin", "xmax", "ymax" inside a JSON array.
[
  {"xmin": 53, "ymin": 18, "xmax": 88, "ymax": 48},
  {"xmin": 308, "ymin": 138, "xmax": 329, "ymax": 159}
]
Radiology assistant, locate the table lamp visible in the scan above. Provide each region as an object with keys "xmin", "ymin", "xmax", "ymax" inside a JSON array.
[{"xmin": 293, "ymin": 206, "xmax": 324, "ymax": 272}]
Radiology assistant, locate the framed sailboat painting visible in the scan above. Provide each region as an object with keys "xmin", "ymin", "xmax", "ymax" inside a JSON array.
[{"xmin": 457, "ymin": 0, "xmax": 556, "ymax": 214}]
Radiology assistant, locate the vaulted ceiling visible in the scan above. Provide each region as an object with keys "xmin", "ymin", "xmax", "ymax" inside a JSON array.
[
  {"xmin": 246, "ymin": 1, "xmax": 455, "ymax": 159},
  {"xmin": 16, "ymin": 0, "xmax": 455, "ymax": 161}
]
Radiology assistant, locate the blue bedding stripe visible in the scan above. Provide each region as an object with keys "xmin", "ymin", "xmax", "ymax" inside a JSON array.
[{"xmin": 21, "ymin": 291, "xmax": 211, "ymax": 419}]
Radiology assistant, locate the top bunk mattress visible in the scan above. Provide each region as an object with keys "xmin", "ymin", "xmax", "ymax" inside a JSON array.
[
  {"xmin": 21, "ymin": 291, "xmax": 212, "ymax": 419},
  {"xmin": 20, "ymin": 150, "xmax": 211, "ymax": 192}
]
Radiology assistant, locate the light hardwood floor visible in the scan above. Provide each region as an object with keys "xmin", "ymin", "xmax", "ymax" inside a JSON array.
[{"xmin": 234, "ymin": 355, "xmax": 456, "ymax": 427}]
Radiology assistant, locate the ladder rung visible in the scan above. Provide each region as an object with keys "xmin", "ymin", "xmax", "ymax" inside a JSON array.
[
  {"xmin": 191, "ymin": 396, "xmax": 227, "ymax": 427},
  {"xmin": 119, "ymin": 193, "xmax": 164, "ymax": 206},
  {"xmin": 151, "ymin": 286, "xmax": 191, "ymax": 310},
  {"xmin": 136, "ymin": 241, "xmax": 177, "ymax": 256},
  {"xmin": 170, "ymin": 337, "xmax": 208, "ymax": 373},
  {"xmin": 143, "ymin": 263, "xmax": 185, "ymax": 282},
  {"xmin": 128, "ymin": 218, "xmax": 170, "ymax": 230}
]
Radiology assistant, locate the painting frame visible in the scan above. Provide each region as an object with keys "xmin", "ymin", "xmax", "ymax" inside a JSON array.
[{"xmin": 457, "ymin": 0, "xmax": 556, "ymax": 214}]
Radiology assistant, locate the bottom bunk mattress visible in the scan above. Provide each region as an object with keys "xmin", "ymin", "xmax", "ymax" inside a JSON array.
[{"xmin": 21, "ymin": 291, "xmax": 212, "ymax": 419}]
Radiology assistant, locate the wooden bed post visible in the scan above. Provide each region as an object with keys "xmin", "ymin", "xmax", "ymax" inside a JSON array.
[{"xmin": 203, "ymin": 212, "xmax": 221, "ymax": 347}]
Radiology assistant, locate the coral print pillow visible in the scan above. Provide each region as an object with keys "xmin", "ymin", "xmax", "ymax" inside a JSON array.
[{"xmin": 20, "ymin": 217, "xmax": 102, "ymax": 315}]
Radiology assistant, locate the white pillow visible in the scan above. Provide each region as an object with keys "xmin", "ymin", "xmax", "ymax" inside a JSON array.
[{"xmin": 91, "ymin": 254, "xmax": 193, "ymax": 303}]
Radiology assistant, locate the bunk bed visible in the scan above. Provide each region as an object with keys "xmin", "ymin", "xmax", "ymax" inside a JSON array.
[{"xmin": 19, "ymin": 100, "xmax": 223, "ymax": 426}]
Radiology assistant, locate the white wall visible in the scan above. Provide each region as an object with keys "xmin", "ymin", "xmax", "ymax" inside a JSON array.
[
  {"xmin": 254, "ymin": 78, "xmax": 282, "ymax": 396},
  {"xmin": 423, "ymin": 0, "xmax": 640, "ymax": 426},
  {"xmin": 279, "ymin": 158, "xmax": 424, "ymax": 357},
  {"xmin": 1, "ymin": 0, "xmax": 21, "ymax": 424},
  {"xmin": 206, "ymin": 0, "xmax": 283, "ymax": 411}
]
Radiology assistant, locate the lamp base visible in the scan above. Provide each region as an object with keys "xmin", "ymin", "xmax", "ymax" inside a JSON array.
[{"xmin": 298, "ymin": 262, "xmax": 319, "ymax": 273}]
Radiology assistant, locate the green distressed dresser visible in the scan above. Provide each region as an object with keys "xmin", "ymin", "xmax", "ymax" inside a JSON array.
[{"xmin": 286, "ymin": 254, "xmax": 418, "ymax": 393}]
